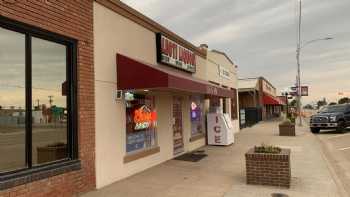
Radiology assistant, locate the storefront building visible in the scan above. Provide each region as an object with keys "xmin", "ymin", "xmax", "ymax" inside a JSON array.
[
  {"xmin": 94, "ymin": 1, "xmax": 238, "ymax": 189},
  {"xmin": 238, "ymin": 77, "xmax": 283, "ymax": 127},
  {"xmin": 0, "ymin": 1, "xmax": 95, "ymax": 196},
  {"xmin": 204, "ymin": 48, "xmax": 239, "ymax": 133},
  {"xmin": 0, "ymin": 0, "xmax": 238, "ymax": 195}
]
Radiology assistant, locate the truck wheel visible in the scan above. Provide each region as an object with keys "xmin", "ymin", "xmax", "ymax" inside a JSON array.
[
  {"xmin": 311, "ymin": 128, "xmax": 320, "ymax": 133},
  {"xmin": 336, "ymin": 121, "xmax": 346, "ymax": 133}
]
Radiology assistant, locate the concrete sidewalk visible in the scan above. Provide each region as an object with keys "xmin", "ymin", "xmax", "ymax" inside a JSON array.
[{"xmin": 82, "ymin": 121, "xmax": 343, "ymax": 197}]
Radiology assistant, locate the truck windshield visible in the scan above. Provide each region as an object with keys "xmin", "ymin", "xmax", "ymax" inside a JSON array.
[{"xmin": 319, "ymin": 105, "xmax": 347, "ymax": 113}]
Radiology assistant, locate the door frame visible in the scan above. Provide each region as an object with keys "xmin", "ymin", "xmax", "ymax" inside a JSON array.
[{"xmin": 172, "ymin": 96, "xmax": 184, "ymax": 155}]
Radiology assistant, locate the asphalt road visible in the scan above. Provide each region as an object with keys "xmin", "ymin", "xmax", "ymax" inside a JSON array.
[
  {"xmin": 314, "ymin": 127, "xmax": 350, "ymax": 196},
  {"xmin": 0, "ymin": 126, "xmax": 66, "ymax": 171}
]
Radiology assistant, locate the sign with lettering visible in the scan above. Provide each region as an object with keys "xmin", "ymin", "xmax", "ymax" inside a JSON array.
[
  {"xmin": 156, "ymin": 33, "xmax": 196, "ymax": 73},
  {"xmin": 262, "ymin": 80, "xmax": 276, "ymax": 97},
  {"xmin": 133, "ymin": 105, "xmax": 157, "ymax": 130},
  {"xmin": 218, "ymin": 66, "xmax": 230, "ymax": 79},
  {"xmin": 206, "ymin": 86, "xmax": 218, "ymax": 96},
  {"xmin": 290, "ymin": 86, "xmax": 309, "ymax": 96}
]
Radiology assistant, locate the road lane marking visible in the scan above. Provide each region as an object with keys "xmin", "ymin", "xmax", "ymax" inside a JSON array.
[{"xmin": 339, "ymin": 147, "xmax": 350, "ymax": 151}]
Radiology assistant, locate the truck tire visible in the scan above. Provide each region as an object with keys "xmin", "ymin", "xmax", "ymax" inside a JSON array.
[
  {"xmin": 336, "ymin": 121, "xmax": 346, "ymax": 133},
  {"xmin": 311, "ymin": 127, "xmax": 320, "ymax": 133}
]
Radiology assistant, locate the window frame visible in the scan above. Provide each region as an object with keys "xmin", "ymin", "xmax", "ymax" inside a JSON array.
[
  {"xmin": 0, "ymin": 16, "xmax": 78, "ymax": 181},
  {"xmin": 125, "ymin": 94, "xmax": 158, "ymax": 155},
  {"xmin": 189, "ymin": 95, "xmax": 206, "ymax": 141}
]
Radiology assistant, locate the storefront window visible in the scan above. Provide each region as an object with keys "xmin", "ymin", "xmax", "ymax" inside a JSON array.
[
  {"xmin": 31, "ymin": 37, "xmax": 68, "ymax": 165},
  {"xmin": 125, "ymin": 94, "xmax": 157, "ymax": 154},
  {"xmin": 0, "ymin": 21, "xmax": 77, "ymax": 174},
  {"xmin": 190, "ymin": 96, "xmax": 205, "ymax": 136}
]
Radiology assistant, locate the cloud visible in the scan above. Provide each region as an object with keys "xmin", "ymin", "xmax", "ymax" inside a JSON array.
[{"xmin": 121, "ymin": 0, "xmax": 350, "ymax": 104}]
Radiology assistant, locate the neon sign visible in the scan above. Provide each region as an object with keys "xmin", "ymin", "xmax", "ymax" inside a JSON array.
[{"xmin": 133, "ymin": 105, "xmax": 157, "ymax": 130}]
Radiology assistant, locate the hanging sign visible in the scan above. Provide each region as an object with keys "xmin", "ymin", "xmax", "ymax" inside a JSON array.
[
  {"xmin": 156, "ymin": 33, "xmax": 196, "ymax": 73},
  {"xmin": 133, "ymin": 105, "xmax": 157, "ymax": 130},
  {"xmin": 290, "ymin": 86, "xmax": 309, "ymax": 96}
]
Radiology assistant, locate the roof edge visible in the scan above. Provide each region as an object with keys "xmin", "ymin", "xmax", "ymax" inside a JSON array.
[
  {"xmin": 95, "ymin": 0, "xmax": 207, "ymax": 58},
  {"xmin": 211, "ymin": 50, "xmax": 235, "ymax": 65}
]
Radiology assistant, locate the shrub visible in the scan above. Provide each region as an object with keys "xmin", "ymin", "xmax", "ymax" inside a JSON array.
[
  {"xmin": 280, "ymin": 119, "xmax": 292, "ymax": 125},
  {"xmin": 254, "ymin": 143, "xmax": 281, "ymax": 154}
]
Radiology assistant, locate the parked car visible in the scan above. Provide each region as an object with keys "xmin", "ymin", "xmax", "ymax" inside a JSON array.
[{"xmin": 310, "ymin": 104, "xmax": 350, "ymax": 133}]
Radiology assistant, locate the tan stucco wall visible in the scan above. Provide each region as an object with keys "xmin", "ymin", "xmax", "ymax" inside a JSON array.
[
  {"xmin": 206, "ymin": 51, "xmax": 238, "ymax": 88},
  {"xmin": 206, "ymin": 50, "xmax": 239, "ymax": 132},
  {"xmin": 94, "ymin": 2, "xmax": 205, "ymax": 188}
]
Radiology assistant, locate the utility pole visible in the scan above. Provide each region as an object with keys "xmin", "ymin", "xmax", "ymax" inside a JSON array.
[
  {"xmin": 48, "ymin": 95, "xmax": 54, "ymax": 107},
  {"xmin": 36, "ymin": 99, "xmax": 40, "ymax": 108},
  {"xmin": 296, "ymin": 0, "xmax": 303, "ymax": 126}
]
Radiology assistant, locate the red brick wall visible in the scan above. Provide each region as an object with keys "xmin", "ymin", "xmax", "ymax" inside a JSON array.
[
  {"xmin": 0, "ymin": 0, "xmax": 95, "ymax": 196},
  {"xmin": 245, "ymin": 148, "xmax": 291, "ymax": 187}
]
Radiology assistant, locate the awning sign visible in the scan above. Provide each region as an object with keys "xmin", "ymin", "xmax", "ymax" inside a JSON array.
[{"xmin": 156, "ymin": 33, "xmax": 196, "ymax": 73}]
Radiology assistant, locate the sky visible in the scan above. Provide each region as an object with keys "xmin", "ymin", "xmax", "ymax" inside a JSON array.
[
  {"xmin": 0, "ymin": 27, "xmax": 66, "ymax": 109},
  {"xmin": 121, "ymin": 0, "xmax": 350, "ymax": 105}
]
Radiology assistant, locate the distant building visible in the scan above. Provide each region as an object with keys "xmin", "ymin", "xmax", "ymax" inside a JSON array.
[{"xmin": 238, "ymin": 77, "xmax": 284, "ymax": 127}]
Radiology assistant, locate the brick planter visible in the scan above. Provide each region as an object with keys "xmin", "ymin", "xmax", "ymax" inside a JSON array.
[
  {"xmin": 245, "ymin": 148, "xmax": 291, "ymax": 187},
  {"xmin": 279, "ymin": 124, "xmax": 296, "ymax": 136}
]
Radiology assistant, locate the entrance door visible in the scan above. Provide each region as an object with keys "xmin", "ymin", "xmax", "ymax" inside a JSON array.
[{"xmin": 173, "ymin": 96, "xmax": 184, "ymax": 155}]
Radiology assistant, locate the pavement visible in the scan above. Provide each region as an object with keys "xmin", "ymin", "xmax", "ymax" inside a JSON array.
[
  {"xmin": 315, "ymin": 127, "xmax": 350, "ymax": 196},
  {"xmin": 82, "ymin": 120, "xmax": 346, "ymax": 197}
]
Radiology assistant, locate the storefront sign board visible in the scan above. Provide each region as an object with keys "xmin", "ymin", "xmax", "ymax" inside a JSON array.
[
  {"xmin": 218, "ymin": 66, "xmax": 230, "ymax": 79},
  {"xmin": 156, "ymin": 33, "xmax": 196, "ymax": 73}
]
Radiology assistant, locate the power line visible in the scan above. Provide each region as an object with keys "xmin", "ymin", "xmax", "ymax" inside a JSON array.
[{"xmin": 0, "ymin": 83, "xmax": 61, "ymax": 92}]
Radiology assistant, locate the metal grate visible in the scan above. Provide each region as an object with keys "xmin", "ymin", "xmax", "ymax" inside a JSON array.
[
  {"xmin": 271, "ymin": 193, "xmax": 289, "ymax": 197},
  {"xmin": 312, "ymin": 116, "xmax": 328, "ymax": 123}
]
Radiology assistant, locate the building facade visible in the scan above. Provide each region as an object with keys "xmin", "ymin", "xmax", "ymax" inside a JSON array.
[
  {"xmin": 238, "ymin": 77, "xmax": 283, "ymax": 127},
  {"xmin": 0, "ymin": 0, "xmax": 239, "ymax": 196},
  {"xmin": 93, "ymin": 1, "xmax": 238, "ymax": 188},
  {"xmin": 0, "ymin": 0, "xmax": 95, "ymax": 196}
]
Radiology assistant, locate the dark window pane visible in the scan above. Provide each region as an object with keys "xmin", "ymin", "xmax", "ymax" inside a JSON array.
[
  {"xmin": 190, "ymin": 96, "xmax": 205, "ymax": 136},
  {"xmin": 0, "ymin": 27, "xmax": 26, "ymax": 171},
  {"xmin": 32, "ymin": 37, "xmax": 68, "ymax": 165}
]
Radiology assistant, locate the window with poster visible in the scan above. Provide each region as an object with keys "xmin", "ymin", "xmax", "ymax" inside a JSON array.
[
  {"xmin": 190, "ymin": 96, "xmax": 206, "ymax": 137},
  {"xmin": 125, "ymin": 93, "xmax": 158, "ymax": 154}
]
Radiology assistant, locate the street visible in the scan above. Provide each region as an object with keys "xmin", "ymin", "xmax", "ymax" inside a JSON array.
[
  {"xmin": 315, "ymin": 128, "xmax": 350, "ymax": 196},
  {"xmin": 0, "ymin": 126, "xmax": 66, "ymax": 171}
]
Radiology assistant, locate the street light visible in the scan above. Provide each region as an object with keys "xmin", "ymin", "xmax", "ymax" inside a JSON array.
[
  {"xmin": 301, "ymin": 37, "xmax": 333, "ymax": 49},
  {"xmin": 295, "ymin": 0, "xmax": 333, "ymax": 126}
]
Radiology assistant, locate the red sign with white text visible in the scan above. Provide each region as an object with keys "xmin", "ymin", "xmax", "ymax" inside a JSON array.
[{"xmin": 156, "ymin": 33, "xmax": 196, "ymax": 73}]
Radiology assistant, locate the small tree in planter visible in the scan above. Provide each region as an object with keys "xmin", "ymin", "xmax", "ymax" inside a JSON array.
[
  {"xmin": 245, "ymin": 144, "xmax": 291, "ymax": 188},
  {"xmin": 279, "ymin": 118, "xmax": 295, "ymax": 136}
]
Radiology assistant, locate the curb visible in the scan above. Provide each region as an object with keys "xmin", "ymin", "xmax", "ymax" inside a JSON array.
[{"xmin": 315, "ymin": 133, "xmax": 349, "ymax": 197}]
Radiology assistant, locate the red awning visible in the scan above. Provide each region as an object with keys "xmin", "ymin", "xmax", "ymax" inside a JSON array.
[
  {"xmin": 263, "ymin": 94, "xmax": 280, "ymax": 105},
  {"xmin": 116, "ymin": 54, "xmax": 235, "ymax": 98}
]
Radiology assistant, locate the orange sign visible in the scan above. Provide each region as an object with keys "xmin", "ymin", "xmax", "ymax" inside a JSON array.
[{"xmin": 133, "ymin": 105, "xmax": 157, "ymax": 130}]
